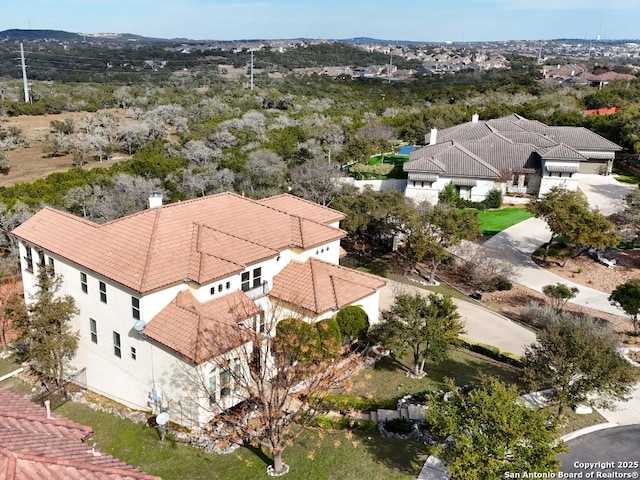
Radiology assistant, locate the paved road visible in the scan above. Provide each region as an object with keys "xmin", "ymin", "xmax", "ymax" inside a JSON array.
[
  {"xmin": 379, "ymin": 280, "xmax": 536, "ymax": 356},
  {"xmin": 559, "ymin": 425, "xmax": 640, "ymax": 476}
]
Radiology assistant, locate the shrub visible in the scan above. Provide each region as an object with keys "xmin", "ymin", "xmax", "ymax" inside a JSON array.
[
  {"xmin": 484, "ymin": 188, "xmax": 503, "ymax": 209},
  {"xmin": 383, "ymin": 417, "xmax": 413, "ymax": 435},
  {"xmin": 488, "ymin": 276, "xmax": 513, "ymax": 292},
  {"xmin": 0, "ymin": 151, "xmax": 9, "ymax": 175},
  {"xmin": 315, "ymin": 317, "xmax": 342, "ymax": 359},
  {"xmin": 336, "ymin": 306, "xmax": 369, "ymax": 344}
]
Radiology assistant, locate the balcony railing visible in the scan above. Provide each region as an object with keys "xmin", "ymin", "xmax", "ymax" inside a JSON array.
[{"xmin": 244, "ymin": 280, "xmax": 270, "ymax": 300}]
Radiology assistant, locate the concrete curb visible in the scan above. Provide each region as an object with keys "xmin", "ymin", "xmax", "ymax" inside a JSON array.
[
  {"xmin": 561, "ymin": 422, "xmax": 619, "ymax": 442},
  {"xmin": 0, "ymin": 367, "xmax": 23, "ymax": 383}
]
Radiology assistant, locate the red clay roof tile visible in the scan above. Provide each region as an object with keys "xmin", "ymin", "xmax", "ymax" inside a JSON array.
[{"xmin": 12, "ymin": 193, "xmax": 346, "ymax": 294}]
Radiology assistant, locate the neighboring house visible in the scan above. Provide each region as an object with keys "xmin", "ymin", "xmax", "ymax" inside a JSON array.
[
  {"xmin": 0, "ymin": 387, "xmax": 161, "ymax": 479},
  {"xmin": 404, "ymin": 114, "xmax": 622, "ymax": 204},
  {"xmin": 12, "ymin": 193, "xmax": 386, "ymax": 427}
]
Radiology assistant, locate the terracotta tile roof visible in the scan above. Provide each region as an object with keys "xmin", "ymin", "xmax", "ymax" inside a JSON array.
[
  {"xmin": 270, "ymin": 258, "xmax": 386, "ymax": 315},
  {"xmin": 257, "ymin": 194, "xmax": 345, "ymax": 224},
  {"xmin": 144, "ymin": 290, "xmax": 260, "ymax": 364},
  {"xmin": 0, "ymin": 388, "xmax": 161, "ymax": 480},
  {"xmin": 12, "ymin": 193, "xmax": 346, "ymax": 294}
]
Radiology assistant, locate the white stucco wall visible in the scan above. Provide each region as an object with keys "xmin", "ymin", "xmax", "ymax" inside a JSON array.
[
  {"xmin": 337, "ymin": 177, "xmax": 408, "ymax": 193},
  {"xmin": 405, "ymin": 176, "xmax": 499, "ymax": 205}
]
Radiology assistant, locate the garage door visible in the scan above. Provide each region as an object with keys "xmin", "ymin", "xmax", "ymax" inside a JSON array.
[{"xmin": 580, "ymin": 160, "xmax": 607, "ymax": 174}]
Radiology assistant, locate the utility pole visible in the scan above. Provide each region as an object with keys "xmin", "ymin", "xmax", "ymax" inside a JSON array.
[
  {"xmin": 20, "ymin": 42, "xmax": 30, "ymax": 103},
  {"xmin": 388, "ymin": 51, "xmax": 393, "ymax": 83},
  {"xmin": 250, "ymin": 50, "xmax": 254, "ymax": 90}
]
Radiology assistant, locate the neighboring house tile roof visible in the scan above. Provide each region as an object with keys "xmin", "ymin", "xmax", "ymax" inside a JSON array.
[
  {"xmin": 537, "ymin": 144, "xmax": 587, "ymax": 161},
  {"xmin": 270, "ymin": 258, "xmax": 386, "ymax": 315},
  {"xmin": 144, "ymin": 290, "xmax": 260, "ymax": 364},
  {"xmin": 12, "ymin": 193, "xmax": 346, "ymax": 294},
  {"xmin": 411, "ymin": 114, "xmax": 621, "ymax": 179},
  {"xmin": 257, "ymin": 194, "xmax": 345, "ymax": 225},
  {"xmin": 0, "ymin": 388, "xmax": 161, "ymax": 480}
]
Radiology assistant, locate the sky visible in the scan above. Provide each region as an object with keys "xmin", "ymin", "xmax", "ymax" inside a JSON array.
[{"xmin": 1, "ymin": 0, "xmax": 639, "ymax": 42}]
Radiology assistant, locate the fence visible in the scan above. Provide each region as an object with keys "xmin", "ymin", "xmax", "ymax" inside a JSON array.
[{"xmin": 32, "ymin": 367, "xmax": 87, "ymax": 410}]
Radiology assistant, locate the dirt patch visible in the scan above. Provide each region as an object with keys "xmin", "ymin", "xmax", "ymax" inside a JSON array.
[
  {"xmin": 532, "ymin": 249, "xmax": 640, "ymax": 294},
  {"xmin": 0, "ymin": 109, "xmax": 131, "ymax": 187}
]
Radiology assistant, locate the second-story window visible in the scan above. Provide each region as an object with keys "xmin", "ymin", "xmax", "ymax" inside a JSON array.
[
  {"xmin": 253, "ymin": 267, "xmax": 262, "ymax": 288},
  {"xmin": 24, "ymin": 247, "xmax": 33, "ymax": 273},
  {"xmin": 48, "ymin": 257, "xmax": 55, "ymax": 275},
  {"xmin": 99, "ymin": 281, "xmax": 107, "ymax": 303},
  {"xmin": 80, "ymin": 272, "xmax": 88, "ymax": 293},
  {"xmin": 132, "ymin": 297, "xmax": 140, "ymax": 320},
  {"xmin": 241, "ymin": 272, "xmax": 250, "ymax": 292}
]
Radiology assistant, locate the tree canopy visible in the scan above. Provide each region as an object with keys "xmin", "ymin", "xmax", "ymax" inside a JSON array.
[
  {"xmin": 523, "ymin": 316, "xmax": 635, "ymax": 415},
  {"xmin": 609, "ymin": 278, "xmax": 640, "ymax": 334},
  {"xmin": 370, "ymin": 292, "xmax": 463, "ymax": 377},
  {"xmin": 425, "ymin": 376, "xmax": 566, "ymax": 480}
]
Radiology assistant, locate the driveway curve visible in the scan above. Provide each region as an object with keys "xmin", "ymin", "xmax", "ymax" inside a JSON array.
[
  {"xmin": 379, "ymin": 280, "xmax": 536, "ymax": 356},
  {"xmin": 482, "ymin": 174, "xmax": 636, "ymax": 316}
]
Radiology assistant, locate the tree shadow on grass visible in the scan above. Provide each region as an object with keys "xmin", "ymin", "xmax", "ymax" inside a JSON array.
[
  {"xmin": 356, "ymin": 430, "xmax": 428, "ymax": 477},
  {"xmin": 241, "ymin": 442, "xmax": 273, "ymax": 468},
  {"xmin": 371, "ymin": 354, "xmax": 411, "ymax": 372}
]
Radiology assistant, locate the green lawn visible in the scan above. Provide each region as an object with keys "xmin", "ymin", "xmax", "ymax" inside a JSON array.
[
  {"xmin": 338, "ymin": 348, "xmax": 526, "ymax": 409},
  {"xmin": 56, "ymin": 402, "xmax": 426, "ymax": 480},
  {"xmin": 0, "ymin": 353, "xmax": 21, "ymax": 377},
  {"xmin": 477, "ymin": 207, "xmax": 534, "ymax": 235}
]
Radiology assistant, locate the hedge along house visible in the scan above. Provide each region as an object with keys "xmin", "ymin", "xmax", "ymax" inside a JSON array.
[
  {"xmin": 404, "ymin": 114, "xmax": 622, "ymax": 205},
  {"xmin": 12, "ymin": 193, "xmax": 385, "ymax": 427}
]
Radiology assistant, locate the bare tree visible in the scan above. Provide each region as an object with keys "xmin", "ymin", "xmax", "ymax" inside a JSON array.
[
  {"xmin": 289, "ymin": 159, "xmax": 344, "ymax": 207},
  {"xmin": 181, "ymin": 300, "xmax": 366, "ymax": 476},
  {"xmin": 0, "ymin": 202, "xmax": 32, "ymax": 260}
]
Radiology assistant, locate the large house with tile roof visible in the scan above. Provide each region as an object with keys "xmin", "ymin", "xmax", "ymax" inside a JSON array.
[
  {"xmin": 12, "ymin": 193, "xmax": 385, "ymax": 427},
  {"xmin": 0, "ymin": 387, "xmax": 161, "ymax": 479},
  {"xmin": 404, "ymin": 114, "xmax": 622, "ymax": 205}
]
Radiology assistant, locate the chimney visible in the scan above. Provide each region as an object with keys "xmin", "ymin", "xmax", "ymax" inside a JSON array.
[
  {"xmin": 148, "ymin": 192, "xmax": 163, "ymax": 209},
  {"xmin": 45, "ymin": 400, "xmax": 51, "ymax": 419},
  {"xmin": 429, "ymin": 128, "xmax": 438, "ymax": 145},
  {"xmin": 472, "ymin": 113, "xmax": 479, "ymax": 123}
]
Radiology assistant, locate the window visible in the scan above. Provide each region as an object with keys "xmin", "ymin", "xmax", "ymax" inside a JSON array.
[
  {"xmin": 132, "ymin": 297, "xmax": 140, "ymax": 320},
  {"xmin": 226, "ymin": 281, "xmax": 231, "ymax": 290},
  {"xmin": 130, "ymin": 347, "xmax": 137, "ymax": 360},
  {"xmin": 48, "ymin": 257, "xmax": 55, "ymax": 274},
  {"xmin": 220, "ymin": 369, "xmax": 232, "ymax": 397},
  {"xmin": 252, "ymin": 267, "xmax": 262, "ymax": 288},
  {"xmin": 208, "ymin": 372, "xmax": 217, "ymax": 403},
  {"xmin": 37, "ymin": 250, "xmax": 45, "ymax": 268},
  {"xmin": 80, "ymin": 272, "xmax": 88, "ymax": 293},
  {"xmin": 210, "ymin": 286, "xmax": 215, "ymax": 295},
  {"xmin": 99, "ymin": 281, "xmax": 107, "ymax": 303},
  {"xmin": 218, "ymin": 284, "xmax": 223, "ymax": 293},
  {"xmin": 89, "ymin": 318, "xmax": 97, "ymax": 344},
  {"xmin": 24, "ymin": 247, "xmax": 33, "ymax": 273},
  {"xmin": 241, "ymin": 272, "xmax": 250, "ymax": 292},
  {"xmin": 113, "ymin": 331, "xmax": 121, "ymax": 358}
]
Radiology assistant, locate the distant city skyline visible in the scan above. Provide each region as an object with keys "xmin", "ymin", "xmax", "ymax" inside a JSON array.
[{"xmin": 2, "ymin": 0, "xmax": 639, "ymax": 42}]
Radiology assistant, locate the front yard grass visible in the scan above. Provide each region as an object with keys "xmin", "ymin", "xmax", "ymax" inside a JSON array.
[
  {"xmin": 56, "ymin": 402, "xmax": 426, "ymax": 480},
  {"xmin": 0, "ymin": 353, "xmax": 21, "ymax": 377},
  {"xmin": 477, "ymin": 207, "xmax": 534, "ymax": 235},
  {"xmin": 340, "ymin": 348, "xmax": 526, "ymax": 409}
]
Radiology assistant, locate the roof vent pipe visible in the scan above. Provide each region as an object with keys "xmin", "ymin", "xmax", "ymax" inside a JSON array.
[
  {"xmin": 429, "ymin": 128, "xmax": 438, "ymax": 145},
  {"xmin": 472, "ymin": 113, "xmax": 479, "ymax": 123},
  {"xmin": 148, "ymin": 192, "xmax": 163, "ymax": 209},
  {"xmin": 45, "ymin": 400, "xmax": 51, "ymax": 419}
]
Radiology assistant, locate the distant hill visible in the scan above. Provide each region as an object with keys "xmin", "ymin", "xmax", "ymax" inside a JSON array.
[
  {"xmin": 0, "ymin": 29, "xmax": 84, "ymax": 42},
  {"xmin": 0, "ymin": 29, "xmax": 172, "ymax": 44}
]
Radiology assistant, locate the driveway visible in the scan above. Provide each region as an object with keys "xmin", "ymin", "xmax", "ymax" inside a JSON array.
[
  {"xmin": 379, "ymin": 280, "xmax": 536, "ymax": 356},
  {"xmin": 482, "ymin": 174, "xmax": 636, "ymax": 316}
]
